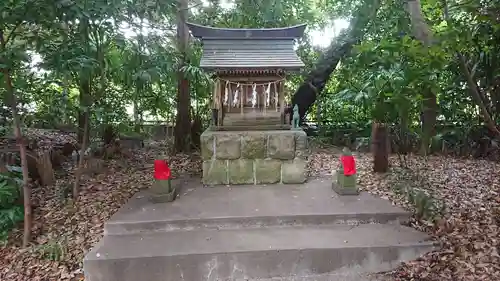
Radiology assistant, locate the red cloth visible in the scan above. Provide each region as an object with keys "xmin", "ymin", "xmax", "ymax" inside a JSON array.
[
  {"xmin": 340, "ymin": 155, "xmax": 356, "ymax": 176},
  {"xmin": 154, "ymin": 160, "xmax": 171, "ymax": 180}
]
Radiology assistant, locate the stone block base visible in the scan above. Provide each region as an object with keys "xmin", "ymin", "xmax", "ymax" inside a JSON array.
[
  {"xmin": 149, "ymin": 180, "xmax": 178, "ymax": 203},
  {"xmin": 332, "ymin": 172, "xmax": 359, "ymax": 195},
  {"xmin": 201, "ymin": 130, "xmax": 308, "ymax": 185}
]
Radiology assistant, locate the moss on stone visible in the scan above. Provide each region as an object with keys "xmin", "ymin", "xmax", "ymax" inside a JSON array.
[
  {"xmin": 241, "ymin": 133, "xmax": 266, "ymax": 159},
  {"xmin": 215, "ymin": 133, "xmax": 241, "ymax": 159},
  {"xmin": 228, "ymin": 159, "xmax": 254, "ymax": 184},
  {"xmin": 202, "ymin": 160, "xmax": 228, "ymax": 185},
  {"xmin": 255, "ymin": 159, "xmax": 281, "ymax": 184},
  {"xmin": 268, "ymin": 133, "xmax": 295, "ymax": 160},
  {"xmin": 281, "ymin": 158, "xmax": 306, "ymax": 184}
]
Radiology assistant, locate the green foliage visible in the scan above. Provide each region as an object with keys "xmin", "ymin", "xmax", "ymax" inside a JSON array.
[
  {"xmin": 0, "ymin": 166, "xmax": 23, "ymax": 241},
  {"xmin": 0, "ymin": 206, "xmax": 23, "ymax": 241},
  {"xmin": 0, "ymin": 0, "xmax": 497, "ymax": 157},
  {"xmin": 0, "ymin": 176, "xmax": 20, "ymax": 207}
]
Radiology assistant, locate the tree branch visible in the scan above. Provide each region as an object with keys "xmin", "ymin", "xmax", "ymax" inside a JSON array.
[
  {"xmin": 3, "ymin": 21, "xmax": 24, "ymax": 48},
  {"xmin": 291, "ymin": 0, "xmax": 381, "ymax": 120},
  {"xmin": 458, "ymin": 54, "xmax": 500, "ymax": 136}
]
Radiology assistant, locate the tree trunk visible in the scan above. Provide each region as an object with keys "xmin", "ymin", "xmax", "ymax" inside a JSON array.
[
  {"xmin": 371, "ymin": 122, "xmax": 390, "ymax": 173},
  {"xmin": 133, "ymin": 98, "xmax": 140, "ymax": 133},
  {"xmin": 291, "ymin": 0, "xmax": 381, "ymax": 121},
  {"xmin": 406, "ymin": 0, "xmax": 437, "ymax": 155},
  {"xmin": 0, "ymin": 30, "xmax": 32, "ymax": 248},
  {"xmin": 174, "ymin": 0, "xmax": 191, "ymax": 153},
  {"xmin": 73, "ymin": 108, "xmax": 90, "ymax": 201}
]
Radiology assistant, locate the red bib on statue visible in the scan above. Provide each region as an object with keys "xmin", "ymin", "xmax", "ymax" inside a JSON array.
[
  {"xmin": 154, "ymin": 160, "xmax": 171, "ymax": 180},
  {"xmin": 340, "ymin": 155, "xmax": 356, "ymax": 176}
]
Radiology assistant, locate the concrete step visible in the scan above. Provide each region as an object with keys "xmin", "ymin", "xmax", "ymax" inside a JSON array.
[
  {"xmin": 84, "ymin": 224, "xmax": 436, "ymax": 281},
  {"xmin": 239, "ymin": 271, "xmax": 391, "ymax": 281},
  {"xmin": 104, "ymin": 179, "xmax": 410, "ymax": 235},
  {"xmin": 104, "ymin": 212, "xmax": 409, "ymax": 235}
]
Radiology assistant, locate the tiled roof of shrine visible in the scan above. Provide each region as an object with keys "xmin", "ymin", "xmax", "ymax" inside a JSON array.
[{"xmin": 186, "ymin": 22, "xmax": 306, "ymax": 72}]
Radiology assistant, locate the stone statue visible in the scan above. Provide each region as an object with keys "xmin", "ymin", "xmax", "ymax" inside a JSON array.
[
  {"xmin": 291, "ymin": 104, "xmax": 300, "ymax": 130},
  {"xmin": 332, "ymin": 147, "xmax": 359, "ymax": 195}
]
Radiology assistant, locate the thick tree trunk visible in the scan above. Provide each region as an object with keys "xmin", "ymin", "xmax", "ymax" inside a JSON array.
[
  {"xmin": 291, "ymin": 0, "xmax": 381, "ymax": 121},
  {"xmin": 371, "ymin": 122, "xmax": 390, "ymax": 173},
  {"xmin": 406, "ymin": 0, "xmax": 438, "ymax": 155},
  {"xmin": 174, "ymin": 0, "xmax": 191, "ymax": 153},
  {"xmin": 0, "ymin": 30, "xmax": 32, "ymax": 248}
]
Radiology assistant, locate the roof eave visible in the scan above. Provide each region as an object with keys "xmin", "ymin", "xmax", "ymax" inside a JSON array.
[{"xmin": 200, "ymin": 65, "xmax": 304, "ymax": 72}]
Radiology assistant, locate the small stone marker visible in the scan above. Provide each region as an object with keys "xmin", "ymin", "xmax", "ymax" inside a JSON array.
[
  {"xmin": 332, "ymin": 147, "xmax": 359, "ymax": 195},
  {"xmin": 150, "ymin": 160, "xmax": 177, "ymax": 203},
  {"xmin": 291, "ymin": 104, "xmax": 300, "ymax": 130}
]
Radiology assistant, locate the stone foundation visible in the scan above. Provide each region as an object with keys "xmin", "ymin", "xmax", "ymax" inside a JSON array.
[{"xmin": 201, "ymin": 130, "xmax": 308, "ymax": 185}]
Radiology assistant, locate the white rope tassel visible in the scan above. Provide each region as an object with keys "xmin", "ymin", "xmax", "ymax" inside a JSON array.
[
  {"xmin": 224, "ymin": 81, "xmax": 229, "ymax": 105},
  {"xmin": 265, "ymin": 82, "xmax": 271, "ymax": 108},
  {"xmin": 233, "ymin": 83, "xmax": 240, "ymax": 107},
  {"xmin": 218, "ymin": 77, "xmax": 286, "ymax": 87},
  {"xmin": 252, "ymin": 83, "xmax": 257, "ymax": 108}
]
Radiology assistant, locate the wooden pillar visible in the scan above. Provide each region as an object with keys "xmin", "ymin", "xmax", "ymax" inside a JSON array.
[
  {"xmin": 274, "ymin": 82, "xmax": 278, "ymax": 112},
  {"xmin": 228, "ymin": 82, "xmax": 233, "ymax": 112},
  {"xmin": 256, "ymin": 85, "xmax": 259, "ymax": 110},
  {"xmin": 218, "ymin": 80, "xmax": 223, "ymax": 126},
  {"xmin": 263, "ymin": 84, "xmax": 267, "ymax": 115},
  {"xmin": 241, "ymin": 84, "xmax": 245, "ymax": 115},
  {"xmin": 212, "ymin": 78, "xmax": 218, "ymax": 109},
  {"xmin": 279, "ymin": 81, "xmax": 285, "ymax": 124}
]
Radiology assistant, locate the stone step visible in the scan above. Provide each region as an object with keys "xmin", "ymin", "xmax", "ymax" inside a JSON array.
[
  {"xmin": 226, "ymin": 116, "xmax": 282, "ymax": 121},
  {"xmin": 225, "ymin": 121, "xmax": 284, "ymax": 127},
  {"xmin": 84, "ymin": 224, "xmax": 436, "ymax": 281},
  {"xmin": 226, "ymin": 118, "xmax": 282, "ymax": 123},
  {"xmin": 104, "ymin": 179, "xmax": 410, "ymax": 236},
  {"xmin": 224, "ymin": 116, "xmax": 282, "ymax": 126},
  {"xmin": 239, "ymin": 271, "xmax": 389, "ymax": 281},
  {"xmin": 213, "ymin": 124, "xmax": 291, "ymax": 131},
  {"xmin": 104, "ymin": 212, "xmax": 409, "ymax": 235}
]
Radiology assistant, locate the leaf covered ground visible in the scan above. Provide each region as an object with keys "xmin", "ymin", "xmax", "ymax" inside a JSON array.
[
  {"xmin": 0, "ymin": 138, "xmax": 499, "ymax": 281},
  {"xmin": 309, "ymin": 146, "xmax": 500, "ymax": 281}
]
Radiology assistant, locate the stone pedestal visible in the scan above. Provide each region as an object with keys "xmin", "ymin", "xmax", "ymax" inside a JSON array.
[
  {"xmin": 201, "ymin": 130, "xmax": 308, "ymax": 185},
  {"xmin": 332, "ymin": 171, "xmax": 359, "ymax": 195},
  {"xmin": 149, "ymin": 180, "xmax": 177, "ymax": 203}
]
